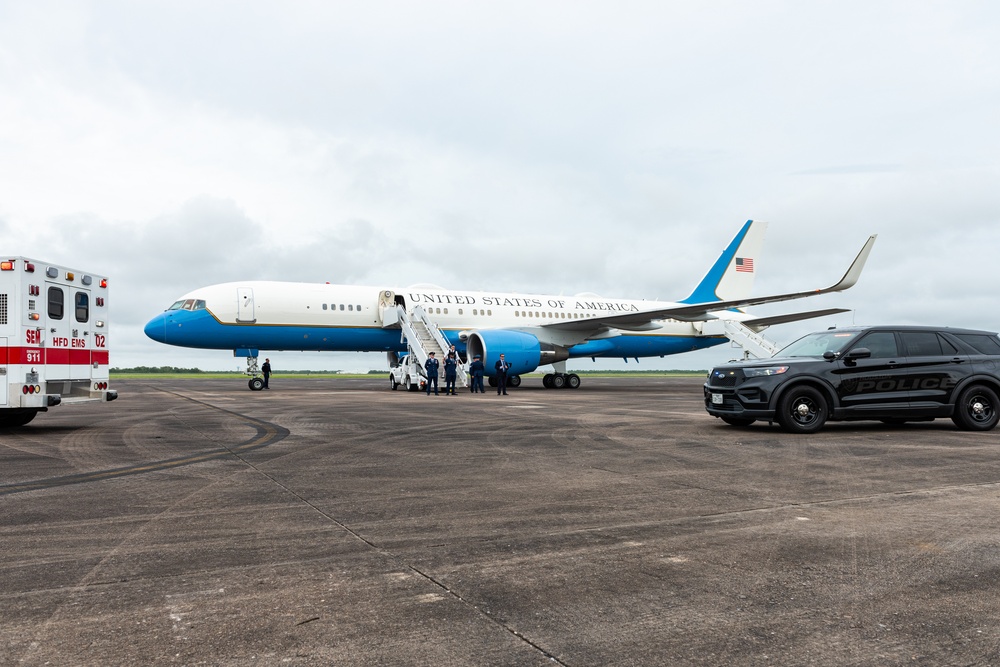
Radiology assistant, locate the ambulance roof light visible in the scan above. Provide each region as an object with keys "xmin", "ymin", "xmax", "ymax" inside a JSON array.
[
  {"xmin": 66, "ymin": 272, "xmax": 75, "ymax": 281},
  {"xmin": 46, "ymin": 267, "xmax": 58, "ymax": 278},
  {"xmin": 82, "ymin": 275, "xmax": 93, "ymax": 286},
  {"xmin": 24, "ymin": 262, "xmax": 34, "ymax": 272},
  {"xmin": 100, "ymin": 278, "xmax": 108, "ymax": 288},
  {"xmin": 1, "ymin": 260, "xmax": 14, "ymax": 271}
]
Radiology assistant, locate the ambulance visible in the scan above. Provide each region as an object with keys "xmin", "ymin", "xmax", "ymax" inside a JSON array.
[{"xmin": 1, "ymin": 257, "xmax": 118, "ymax": 427}]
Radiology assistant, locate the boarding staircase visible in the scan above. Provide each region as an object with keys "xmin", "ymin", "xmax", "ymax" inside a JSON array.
[
  {"xmin": 390, "ymin": 305, "xmax": 468, "ymax": 387},
  {"xmin": 722, "ymin": 320, "xmax": 782, "ymax": 360}
]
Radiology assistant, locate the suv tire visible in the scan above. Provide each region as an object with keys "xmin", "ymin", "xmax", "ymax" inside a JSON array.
[
  {"xmin": 951, "ymin": 385, "xmax": 999, "ymax": 431},
  {"xmin": 777, "ymin": 385, "xmax": 828, "ymax": 434}
]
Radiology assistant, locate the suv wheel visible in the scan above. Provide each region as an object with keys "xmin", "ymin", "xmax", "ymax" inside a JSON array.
[
  {"xmin": 777, "ymin": 386, "xmax": 828, "ymax": 434},
  {"xmin": 951, "ymin": 385, "xmax": 999, "ymax": 431}
]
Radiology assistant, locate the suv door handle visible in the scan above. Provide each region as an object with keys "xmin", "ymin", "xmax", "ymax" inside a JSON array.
[{"xmin": 951, "ymin": 357, "xmax": 965, "ymax": 363}]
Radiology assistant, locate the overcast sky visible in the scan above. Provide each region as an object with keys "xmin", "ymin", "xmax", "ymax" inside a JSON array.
[{"xmin": 2, "ymin": 1, "xmax": 999, "ymax": 372}]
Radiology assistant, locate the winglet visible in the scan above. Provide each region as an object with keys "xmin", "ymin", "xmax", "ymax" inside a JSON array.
[{"xmin": 826, "ymin": 234, "xmax": 878, "ymax": 293}]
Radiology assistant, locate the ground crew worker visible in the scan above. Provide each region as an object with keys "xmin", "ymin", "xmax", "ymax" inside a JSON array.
[
  {"xmin": 262, "ymin": 358, "xmax": 271, "ymax": 389},
  {"xmin": 424, "ymin": 352, "xmax": 440, "ymax": 396},
  {"xmin": 444, "ymin": 351, "xmax": 459, "ymax": 395},
  {"xmin": 469, "ymin": 354, "xmax": 485, "ymax": 393}
]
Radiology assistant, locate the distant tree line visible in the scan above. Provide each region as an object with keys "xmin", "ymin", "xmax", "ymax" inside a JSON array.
[{"xmin": 112, "ymin": 366, "xmax": 208, "ymax": 374}]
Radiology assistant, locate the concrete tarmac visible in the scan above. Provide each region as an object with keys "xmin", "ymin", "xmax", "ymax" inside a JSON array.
[{"xmin": 3, "ymin": 377, "xmax": 1000, "ymax": 666}]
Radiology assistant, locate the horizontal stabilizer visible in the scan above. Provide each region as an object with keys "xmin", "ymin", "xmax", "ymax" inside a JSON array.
[{"xmin": 741, "ymin": 308, "xmax": 850, "ymax": 329}]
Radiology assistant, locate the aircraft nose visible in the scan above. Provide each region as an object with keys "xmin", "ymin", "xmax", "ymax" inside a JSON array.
[{"xmin": 144, "ymin": 313, "xmax": 167, "ymax": 343}]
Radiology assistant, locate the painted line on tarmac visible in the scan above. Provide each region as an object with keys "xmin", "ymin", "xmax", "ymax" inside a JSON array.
[{"xmin": 0, "ymin": 389, "xmax": 290, "ymax": 496}]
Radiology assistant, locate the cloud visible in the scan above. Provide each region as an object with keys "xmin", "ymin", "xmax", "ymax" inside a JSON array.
[{"xmin": 2, "ymin": 1, "xmax": 999, "ymax": 371}]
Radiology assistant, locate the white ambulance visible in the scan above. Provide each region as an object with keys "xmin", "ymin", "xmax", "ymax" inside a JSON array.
[{"xmin": 1, "ymin": 257, "xmax": 118, "ymax": 427}]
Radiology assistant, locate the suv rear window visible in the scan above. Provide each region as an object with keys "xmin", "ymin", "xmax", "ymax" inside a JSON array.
[
  {"xmin": 955, "ymin": 333, "xmax": 1000, "ymax": 355},
  {"xmin": 899, "ymin": 331, "xmax": 960, "ymax": 356}
]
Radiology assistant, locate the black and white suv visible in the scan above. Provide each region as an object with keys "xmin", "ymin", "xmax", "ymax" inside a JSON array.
[{"xmin": 704, "ymin": 326, "xmax": 1000, "ymax": 433}]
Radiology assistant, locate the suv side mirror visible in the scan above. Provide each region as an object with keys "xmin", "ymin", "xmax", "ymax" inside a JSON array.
[{"xmin": 844, "ymin": 348, "xmax": 872, "ymax": 361}]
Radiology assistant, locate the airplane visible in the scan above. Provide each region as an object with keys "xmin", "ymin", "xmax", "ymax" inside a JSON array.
[{"xmin": 143, "ymin": 220, "xmax": 877, "ymax": 390}]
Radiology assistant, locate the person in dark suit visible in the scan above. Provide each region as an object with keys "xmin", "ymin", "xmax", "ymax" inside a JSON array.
[
  {"xmin": 444, "ymin": 351, "xmax": 459, "ymax": 395},
  {"xmin": 494, "ymin": 353, "xmax": 510, "ymax": 395},
  {"xmin": 262, "ymin": 358, "xmax": 271, "ymax": 389},
  {"xmin": 469, "ymin": 354, "xmax": 485, "ymax": 393},
  {"xmin": 424, "ymin": 352, "xmax": 440, "ymax": 395}
]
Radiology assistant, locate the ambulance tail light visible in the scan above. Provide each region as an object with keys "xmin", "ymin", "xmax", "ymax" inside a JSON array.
[
  {"xmin": 1, "ymin": 260, "xmax": 14, "ymax": 270},
  {"xmin": 22, "ymin": 385, "xmax": 41, "ymax": 395}
]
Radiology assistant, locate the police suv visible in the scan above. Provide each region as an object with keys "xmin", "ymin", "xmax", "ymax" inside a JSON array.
[{"xmin": 704, "ymin": 326, "xmax": 1000, "ymax": 433}]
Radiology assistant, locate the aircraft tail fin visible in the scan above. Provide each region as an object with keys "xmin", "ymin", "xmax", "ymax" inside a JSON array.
[{"xmin": 681, "ymin": 220, "xmax": 767, "ymax": 304}]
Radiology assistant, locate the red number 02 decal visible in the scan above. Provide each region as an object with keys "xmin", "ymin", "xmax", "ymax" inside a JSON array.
[{"xmin": 95, "ymin": 334, "xmax": 107, "ymax": 348}]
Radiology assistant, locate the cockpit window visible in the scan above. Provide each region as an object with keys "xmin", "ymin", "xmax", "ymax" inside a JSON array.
[{"xmin": 167, "ymin": 299, "xmax": 208, "ymax": 311}]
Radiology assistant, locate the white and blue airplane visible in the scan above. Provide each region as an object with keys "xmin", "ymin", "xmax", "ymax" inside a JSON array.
[{"xmin": 144, "ymin": 220, "xmax": 877, "ymax": 390}]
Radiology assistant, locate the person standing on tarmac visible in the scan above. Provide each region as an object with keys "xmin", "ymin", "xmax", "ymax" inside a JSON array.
[
  {"xmin": 262, "ymin": 358, "xmax": 271, "ymax": 389},
  {"xmin": 469, "ymin": 354, "xmax": 485, "ymax": 393},
  {"xmin": 444, "ymin": 351, "xmax": 459, "ymax": 395},
  {"xmin": 494, "ymin": 353, "xmax": 510, "ymax": 395},
  {"xmin": 424, "ymin": 352, "xmax": 440, "ymax": 396}
]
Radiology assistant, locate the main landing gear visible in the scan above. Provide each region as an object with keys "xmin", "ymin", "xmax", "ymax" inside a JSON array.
[
  {"xmin": 487, "ymin": 375, "xmax": 522, "ymax": 388},
  {"xmin": 245, "ymin": 355, "xmax": 265, "ymax": 391},
  {"xmin": 542, "ymin": 373, "xmax": 581, "ymax": 389}
]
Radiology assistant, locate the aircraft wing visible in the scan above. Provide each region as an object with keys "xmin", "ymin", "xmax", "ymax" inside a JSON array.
[{"xmin": 544, "ymin": 234, "xmax": 877, "ymax": 332}]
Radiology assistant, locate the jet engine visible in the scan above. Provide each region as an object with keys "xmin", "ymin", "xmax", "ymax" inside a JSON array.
[{"xmin": 464, "ymin": 330, "xmax": 569, "ymax": 376}]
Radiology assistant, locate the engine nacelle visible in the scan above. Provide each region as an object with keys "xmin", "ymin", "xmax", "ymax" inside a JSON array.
[{"xmin": 465, "ymin": 329, "xmax": 569, "ymax": 377}]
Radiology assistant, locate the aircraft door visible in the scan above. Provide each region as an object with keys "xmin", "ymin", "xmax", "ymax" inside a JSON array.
[
  {"xmin": 46, "ymin": 283, "xmax": 70, "ymax": 380},
  {"xmin": 378, "ymin": 289, "xmax": 398, "ymax": 326},
  {"xmin": 0, "ymin": 337, "xmax": 7, "ymax": 405},
  {"xmin": 237, "ymin": 287, "xmax": 256, "ymax": 323}
]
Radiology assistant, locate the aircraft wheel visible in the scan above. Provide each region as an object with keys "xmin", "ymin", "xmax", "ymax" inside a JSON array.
[
  {"xmin": 508, "ymin": 375, "xmax": 522, "ymax": 388},
  {"xmin": 551, "ymin": 374, "xmax": 565, "ymax": 389},
  {"xmin": 249, "ymin": 377, "xmax": 265, "ymax": 391},
  {"xmin": 566, "ymin": 374, "xmax": 581, "ymax": 389},
  {"xmin": 542, "ymin": 374, "xmax": 554, "ymax": 388},
  {"xmin": 389, "ymin": 375, "xmax": 398, "ymax": 390}
]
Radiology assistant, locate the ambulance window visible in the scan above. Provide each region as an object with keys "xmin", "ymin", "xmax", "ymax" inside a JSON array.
[
  {"xmin": 48, "ymin": 286, "xmax": 65, "ymax": 320},
  {"xmin": 75, "ymin": 292, "xmax": 90, "ymax": 322},
  {"xmin": 168, "ymin": 300, "xmax": 185, "ymax": 310}
]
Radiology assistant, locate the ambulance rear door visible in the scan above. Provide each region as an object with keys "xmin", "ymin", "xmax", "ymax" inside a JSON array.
[
  {"xmin": 70, "ymin": 287, "xmax": 93, "ymax": 380},
  {"xmin": 45, "ymin": 283, "xmax": 70, "ymax": 379}
]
